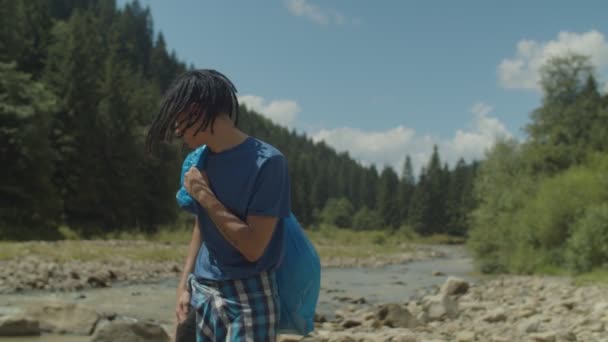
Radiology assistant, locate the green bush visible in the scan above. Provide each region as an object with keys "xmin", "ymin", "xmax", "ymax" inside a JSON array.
[
  {"xmin": 352, "ymin": 206, "xmax": 384, "ymax": 230},
  {"xmin": 319, "ymin": 198, "xmax": 354, "ymax": 228},
  {"xmin": 565, "ymin": 204, "xmax": 608, "ymax": 273},
  {"xmin": 470, "ymin": 149, "xmax": 608, "ymax": 274},
  {"xmin": 468, "ymin": 140, "xmax": 538, "ymax": 273}
]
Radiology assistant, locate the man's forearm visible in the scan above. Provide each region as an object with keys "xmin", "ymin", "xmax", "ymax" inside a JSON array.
[
  {"xmin": 201, "ymin": 196, "xmax": 258, "ymax": 260},
  {"xmin": 177, "ymin": 218, "xmax": 202, "ymax": 292}
]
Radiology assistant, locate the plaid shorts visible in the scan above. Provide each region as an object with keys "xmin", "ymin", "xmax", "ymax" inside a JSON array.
[{"xmin": 188, "ymin": 271, "xmax": 280, "ymax": 342}]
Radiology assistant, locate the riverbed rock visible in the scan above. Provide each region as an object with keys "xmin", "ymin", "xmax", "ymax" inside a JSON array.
[
  {"xmin": 455, "ymin": 331, "xmax": 476, "ymax": 342},
  {"xmin": 440, "ymin": 277, "xmax": 469, "ymax": 296},
  {"xmin": 529, "ymin": 331, "xmax": 557, "ymax": 342},
  {"xmin": 423, "ymin": 293, "xmax": 458, "ymax": 321},
  {"xmin": 0, "ymin": 315, "xmax": 41, "ymax": 336},
  {"xmin": 24, "ymin": 301, "xmax": 99, "ymax": 335},
  {"xmin": 341, "ymin": 318, "xmax": 362, "ymax": 329},
  {"xmin": 482, "ymin": 308, "xmax": 507, "ymax": 323},
  {"xmin": 91, "ymin": 320, "xmax": 170, "ymax": 342},
  {"xmin": 517, "ymin": 316, "xmax": 542, "ymax": 334},
  {"xmin": 374, "ymin": 304, "xmax": 419, "ymax": 329}
]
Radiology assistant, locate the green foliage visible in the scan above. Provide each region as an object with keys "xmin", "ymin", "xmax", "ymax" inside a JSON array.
[
  {"xmin": 565, "ymin": 204, "xmax": 608, "ymax": 273},
  {"xmin": 469, "ymin": 54, "xmax": 608, "ymax": 276},
  {"xmin": 520, "ymin": 158, "xmax": 608, "ymax": 252},
  {"xmin": 407, "ymin": 145, "xmax": 465, "ymax": 236},
  {"xmin": 470, "ymin": 149, "xmax": 608, "ymax": 274},
  {"xmin": 0, "ymin": 62, "xmax": 62, "ymax": 240},
  {"xmin": 398, "ymin": 156, "xmax": 415, "ymax": 222},
  {"xmin": 468, "ymin": 139, "xmax": 538, "ymax": 273},
  {"xmin": 445, "ymin": 158, "xmax": 469, "ymax": 236},
  {"xmin": 372, "ymin": 232, "xmax": 387, "ymax": 245},
  {"xmin": 377, "ymin": 166, "xmax": 400, "ymax": 229},
  {"xmin": 525, "ymin": 53, "xmax": 605, "ymax": 174},
  {"xmin": 320, "ymin": 198, "xmax": 354, "ymax": 228},
  {"xmin": 352, "ymin": 207, "xmax": 384, "ymax": 231}
]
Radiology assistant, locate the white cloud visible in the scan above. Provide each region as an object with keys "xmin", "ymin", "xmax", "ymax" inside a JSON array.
[
  {"xmin": 446, "ymin": 102, "xmax": 513, "ymax": 164},
  {"xmin": 311, "ymin": 126, "xmax": 420, "ymax": 169},
  {"xmin": 311, "ymin": 102, "xmax": 512, "ymax": 176},
  {"xmin": 470, "ymin": 102, "xmax": 493, "ymax": 117},
  {"xmin": 239, "ymin": 95, "xmax": 301, "ymax": 128},
  {"xmin": 499, "ymin": 30, "xmax": 608, "ymax": 91},
  {"xmin": 285, "ymin": 0, "xmax": 350, "ymax": 26}
]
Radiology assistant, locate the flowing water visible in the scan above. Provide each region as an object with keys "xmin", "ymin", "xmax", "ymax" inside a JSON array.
[{"xmin": 0, "ymin": 245, "xmax": 476, "ymax": 341}]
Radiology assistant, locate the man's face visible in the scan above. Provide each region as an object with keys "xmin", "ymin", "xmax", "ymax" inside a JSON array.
[{"xmin": 174, "ymin": 113, "xmax": 206, "ymax": 148}]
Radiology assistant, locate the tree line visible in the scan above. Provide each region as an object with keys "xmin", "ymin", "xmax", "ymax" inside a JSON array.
[
  {"xmin": 469, "ymin": 54, "xmax": 608, "ymax": 274},
  {"xmin": 0, "ymin": 0, "xmax": 478, "ymax": 240}
]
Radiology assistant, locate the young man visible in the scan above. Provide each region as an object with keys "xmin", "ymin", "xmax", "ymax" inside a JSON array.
[{"xmin": 146, "ymin": 70, "xmax": 290, "ymax": 341}]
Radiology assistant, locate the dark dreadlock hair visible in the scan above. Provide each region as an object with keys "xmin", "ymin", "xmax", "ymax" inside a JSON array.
[{"xmin": 145, "ymin": 69, "xmax": 239, "ymax": 154}]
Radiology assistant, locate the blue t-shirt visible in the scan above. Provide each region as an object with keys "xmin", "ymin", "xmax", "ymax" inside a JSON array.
[{"xmin": 193, "ymin": 136, "xmax": 291, "ymax": 280}]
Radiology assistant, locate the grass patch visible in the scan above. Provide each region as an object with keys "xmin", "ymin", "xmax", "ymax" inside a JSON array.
[
  {"xmin": 97, "ymin": 224, "xmax": 193, "ymax": 244},
  {"xmin": 534, "ymin": 264, "xmax": 570, "ymax": 276},
  {"xmin": 306, "ymin": 224, "xmax": 413, "ymax": 260},
  {"xmin": 573, "ymin": 269, "xmax": 608, "ymax": 286},
  {"xmin": 413, "ymin": 234, "xmax": 466, "ymax": 245},
  {"xmin": 0, "ymin": 222, "xmax": 463, "ymax": 264},
  {"xmin": 0, "ymin": 240, "xmax": 187, "ymax": 263}
]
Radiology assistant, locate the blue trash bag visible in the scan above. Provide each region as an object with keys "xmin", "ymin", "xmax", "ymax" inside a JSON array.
[
  {"xmin": 275, "ymin": 212, "xmax": 321, "ymax": 335},
  {"xmin": 175, "ymin": 145, "xmax": 321, "ymax": 335},
  {"xmin": 175, "ymin": 145, "xmax": 208, "ymax": 215}
]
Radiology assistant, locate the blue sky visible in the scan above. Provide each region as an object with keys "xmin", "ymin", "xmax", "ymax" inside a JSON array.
[{"xmin": 119, "ymin": 0, "xmax": 608, "ymax": 173}]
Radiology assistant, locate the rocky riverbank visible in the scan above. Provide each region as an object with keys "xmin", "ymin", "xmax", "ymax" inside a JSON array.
[
  {"xmin": 0, "ymin": 254, "xmax": 183, "ymax": 294},
  {"xmin": 305, "ymin": 276, "xmax": 608, "ymax": 342},
  {"xmin": 2, "ymin": 276, "xmax": 607, "ymax": 341}
]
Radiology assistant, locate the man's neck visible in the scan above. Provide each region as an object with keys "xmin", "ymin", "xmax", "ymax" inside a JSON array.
[{"xmin": 204, "ymin": 118, "xmax": 248, "ymax": 154}]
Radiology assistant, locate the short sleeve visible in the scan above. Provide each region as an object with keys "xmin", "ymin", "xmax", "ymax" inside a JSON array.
[{"xmin": 247, "ymin": 155, "xmax": 291, "ymax": 218}]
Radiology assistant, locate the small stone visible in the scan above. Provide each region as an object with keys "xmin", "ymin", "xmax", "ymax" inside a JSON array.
[
  {"xmin": 455, "ymin": 331, "xmax": 476, "ymax": 342},
  {"xmin": 333, "ymin": 296, "xmax": 354, "ymax": 303},
  {"xmin": 557, "ymin": 331, "xmax": 577, "ymax": 342},
  {"xmin": 376, "ymin": 304, "xmax": 419, "ymax": 328},
  {"xmin": 278, "ymin": 334, "xmax": 302, "ymax": 342},
  {"xmin": 440, "ymin": 277, "xmax": 470, "ymax": 296},
  {"xmin": 490, "ymin": 336, "xmax": 510, "ymax": 342},
  {"xmin": 350, "ymin": 297, "xmax": 366, "ymax": 305},
  {"xmin": 482, "ymin": 308, "xmax": 507, "ymax": 323},
  {"xmin": 529, "ymin": 331, "xmax": 556, "ymax": 342},
  {"xmin": 589, "ymin": 322, "xmax": 604, "ymax": 333},
  {"xmin": 314, "ymin": 313, "xmax": 327, "ymax": 323},
  {"xmin": 341, "ymin": 319, "xmax": 362, "ymax": 329},
  {"xmin": 515, "ymin": 308, "xmax": 537, "ymax": 319},
  {"xmin": 517, "ymin": 316, "xmax": 541, "ymax": 334}
]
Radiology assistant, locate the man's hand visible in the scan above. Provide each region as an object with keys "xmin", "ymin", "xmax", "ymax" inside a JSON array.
[
  {"xmin": 184, "ymin": 166, "xmax": 214, "ymax": 207},
  {"xmin": 176, "ymin": 287, "xmax": 191, "ymax": 324}
]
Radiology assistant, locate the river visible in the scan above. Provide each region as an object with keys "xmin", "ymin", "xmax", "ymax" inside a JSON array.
[{"xmin": 0, "ymin": 245, "xmax": 475, "ymax": 341}]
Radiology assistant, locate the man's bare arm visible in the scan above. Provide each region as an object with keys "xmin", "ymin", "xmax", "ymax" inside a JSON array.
[
  {"xmin": 201, "ymin": 197, "xmax": 277, "ymax": 263},
  {"xmin": 177, "ymin": 217, "xmax": 202, "ymax": 293}
]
